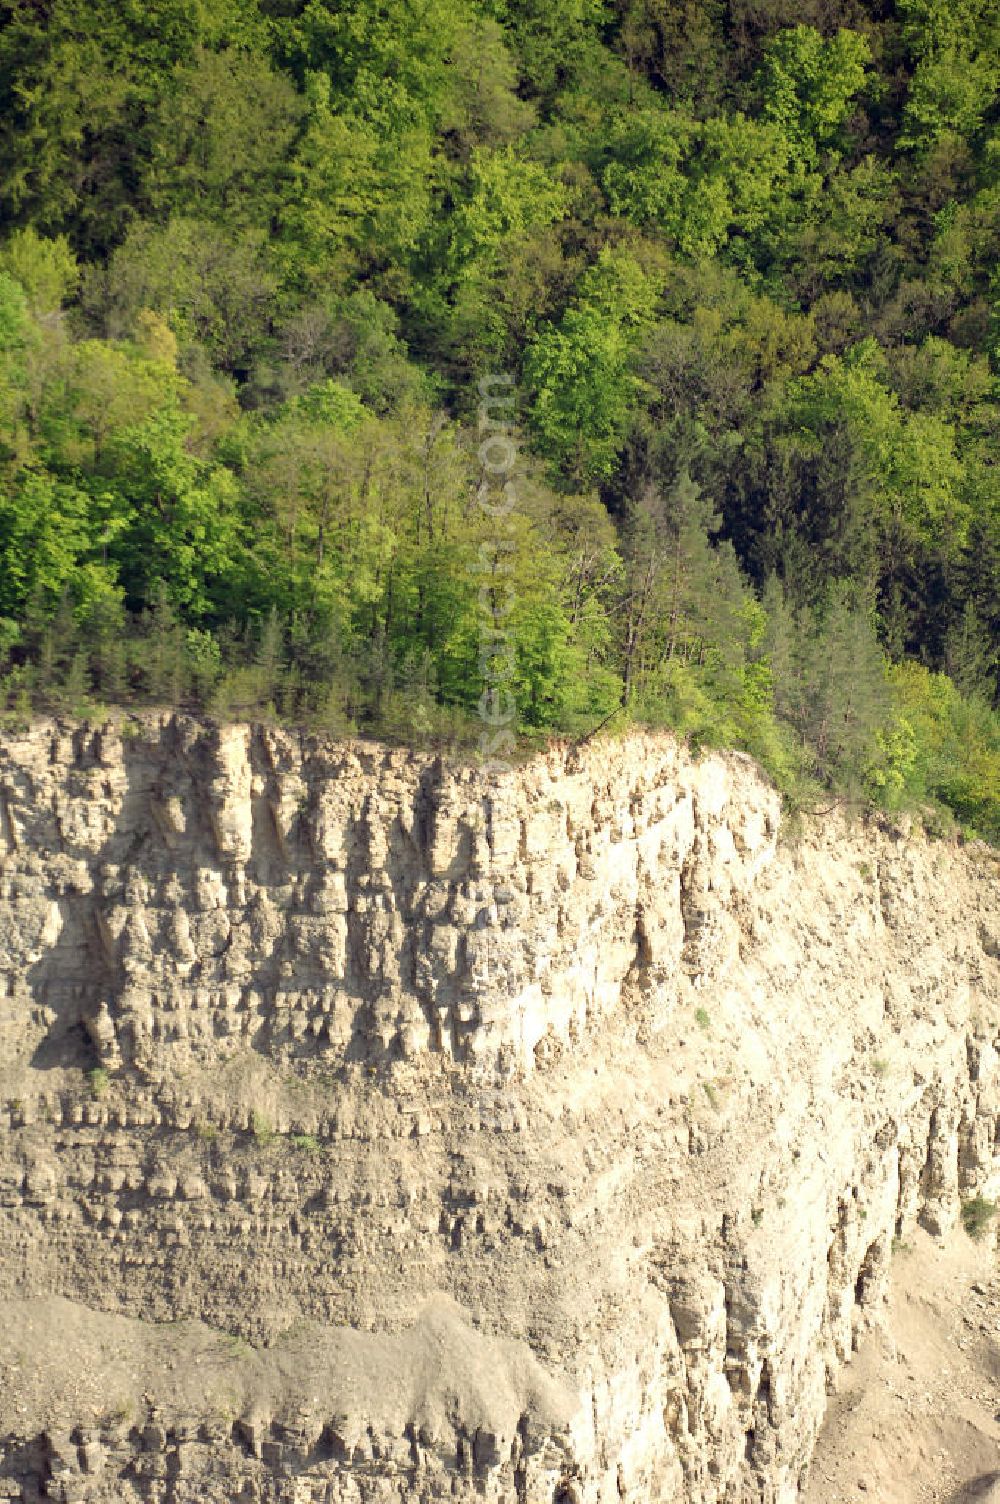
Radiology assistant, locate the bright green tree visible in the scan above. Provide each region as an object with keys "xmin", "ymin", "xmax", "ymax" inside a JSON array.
[
  {"xmin": 107, "ymin": 406, "xmax": 244, "ymax": 617},
  {"xmin": 0, "ymin": 229, "xmax": 78, "ymax": 316},
  {"xmin": 755, "ymin": 25, "xmax": 872, "ymax": 164},
  {"xmin": 526, "ymin": 249, "xmax": 662, "ymax": 483},
  {"xmin": 897, "ymin": 0, "xmax": 1000, "ymax": 157},
  {"xmin": 280, "ymin": 72, "xmax": 434, "ymax": 292}
]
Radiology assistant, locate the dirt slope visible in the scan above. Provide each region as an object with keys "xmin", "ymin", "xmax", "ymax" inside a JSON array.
[{"xmin": 804, "ymin": 1227, "xmax": 1000, "ymax": 1504}]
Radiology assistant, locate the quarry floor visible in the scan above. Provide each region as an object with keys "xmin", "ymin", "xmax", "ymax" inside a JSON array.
[{"xmin": 803, "ymin": 1226, "xmax": 1000, "ymax": 1504}]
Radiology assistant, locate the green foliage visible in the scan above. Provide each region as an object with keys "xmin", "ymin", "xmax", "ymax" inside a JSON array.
[
  {"xmin": 284, "ymin": 84, "xmax": 418, "ymax": 292},
  {"xmin": 600, "ymin": 107, "xmax": 692, "ymax": 238},
  {"xmin": 756, "ymin": 26, "xmax": 872, "ymax": 162},
  {"xmin": 290, "ymin": 1134, "xmax": 321, "ymax": 1154},
  {"xmin": 0, "ymin": 229, "xmax": 78, "ymax": 315},
  {"xmin": 613, "ymin": 0, "xmax": 726, "ymax": 111},
  {"xmin": 961, "ymin": 1194, "xmax": 997, "ymax": 1240},
  {"xmin": 499, "ymin": 0, "xmax": 611, "ymax": 105},
  {"xmin": 526, "ymin": 249, "xmax": 661, "ymax": 482},
  {"xmin": 86, "ymin": 1067, "xmax": 110, "ymax": 1100},
  {"xmin": 143, "ymin": 47, "xmax": 303, "ymax": 225},
  {"xmin": 87, "ymin": 217, "xmax": 278, "ymax": 372},
  {"xmin": 883, "ymin": 662, "xmax": 1000, "ymax": 841},
  {"xmin": 429, "ymin": 145, "xmax": 569, "ymax": 369},
  {"xmin": 765, "ymin": 580, "xmax": 891, "ymax": 794},
  {"xmin": 0, "ymin": 471, "xmax": 118, "ymax": 616},
  {"xmin": 0, "ymin": 0, "xmax": 995, "ymax": 844},
  {"xmin": 897, "ymin": 0, "xmax": 1000, "ymax": 156},
  {"xmin": 107, "ymin": 408, "xmax": 244, "ymax": 616},
  {"xmin": 0, "ymin": 0, "xmax": 263, "ymax": 249},
  {"xmin": 751, "ymin": 340, "xmax": 970, "ymax": 643}
]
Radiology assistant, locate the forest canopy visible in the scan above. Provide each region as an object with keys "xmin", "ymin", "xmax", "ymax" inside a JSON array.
[{"xmin": 0, "ymin": 0, "xmax": 998, "ymax": 837}]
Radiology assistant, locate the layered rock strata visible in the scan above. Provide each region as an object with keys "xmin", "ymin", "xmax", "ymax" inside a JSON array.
[{"xmin": 0, "ymin": 716, "xmax": 997, "ymax": 1503}]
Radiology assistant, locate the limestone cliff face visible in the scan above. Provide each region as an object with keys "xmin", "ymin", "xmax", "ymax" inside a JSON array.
[{"xmin": 0, "ymin": 716, "xmax": 997, "ymax": 1504}]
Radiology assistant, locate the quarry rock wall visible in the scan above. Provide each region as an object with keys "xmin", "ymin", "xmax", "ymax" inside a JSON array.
[{"xmin": 0, "ymin": 716, "xmax": 997, "ymax": 1503}]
